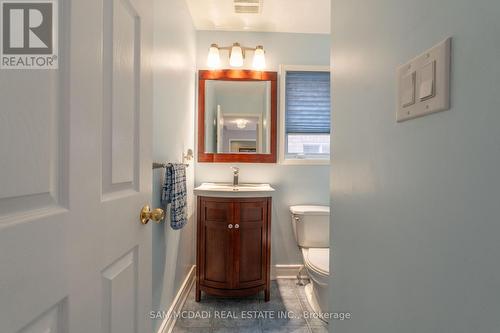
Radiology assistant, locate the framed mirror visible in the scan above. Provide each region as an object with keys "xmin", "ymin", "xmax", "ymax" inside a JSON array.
[{"xmin": 198, "ymin": 70, "xmax": 277, "ymax": 163}]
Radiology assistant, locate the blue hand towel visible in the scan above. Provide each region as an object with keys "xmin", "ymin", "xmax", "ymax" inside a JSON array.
[{"xmin": 162, "ymin": 163, "xmax": 187, "ymax": 230}]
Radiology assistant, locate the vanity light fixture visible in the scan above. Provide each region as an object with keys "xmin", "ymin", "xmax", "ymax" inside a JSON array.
[{"xmin": 206, "ymin": 42, "xmax": 266, "ymax": 70}]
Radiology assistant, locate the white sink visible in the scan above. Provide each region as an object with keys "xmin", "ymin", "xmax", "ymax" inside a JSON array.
[{"xmin": 194, "ymin": 182, "xmax": 275, "ymax": 197}]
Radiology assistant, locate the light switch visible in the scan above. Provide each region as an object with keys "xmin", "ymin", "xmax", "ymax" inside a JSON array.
[
  {"xmin": 401, "ymin": 71, "xmax": 416, "ymax": 107},
  {"xmin": 419, "ymin": 60, "xmax": 436, "ymax": 101},
  {"xmin": 396, "ymin": 37, "xmax": 451, "ymax": 122}
]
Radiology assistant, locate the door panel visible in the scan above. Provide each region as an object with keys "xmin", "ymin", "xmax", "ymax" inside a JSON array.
[
  {"xmin": 0, "ymin": 217, "xmax": 68, "ymax": 333},
  {"xmin": 235, "ymin": 200, "xmax": 268, "ymax": 288},
  {"xmin": 103, "ymin": 0, "xmax": 141, "ymax": 195},
  {"xmin": 239, "ymin": 202, "xmax": 264, "ymax": 222},
  {"xmin": 0, "ymin": 0, "xmax": 153, "ymax": 332},
  {"xmin": 0, "ymin": 0, "xmax": 68, "ymax": 217},
  {"xmin": 18, "ymin": 300, "xmax": 67, "ymax": 333},
  {"xmin": 204, "ymin": 222, "xmax": 231, "ymax": 285},
  {"xmin": 199, "ymin": 199, "xmax": 233, "ymax": 289},
  {"xmin": 238, "ymin": 224, "xmax": 264, "ymax": 283},
  {"xmin": 101, "ymin": 248, "xmax": 138, "ymax": 333}
]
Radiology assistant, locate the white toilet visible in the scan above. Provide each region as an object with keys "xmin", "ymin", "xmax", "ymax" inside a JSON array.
[{"xmin": 290, "ymin": 205, "xmax": 330, "ymax": 316}]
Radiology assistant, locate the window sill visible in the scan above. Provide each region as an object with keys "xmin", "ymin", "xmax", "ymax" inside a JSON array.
[{"xmin": 280, "ymin": 158, "xmax": 330, "ymax": 166}]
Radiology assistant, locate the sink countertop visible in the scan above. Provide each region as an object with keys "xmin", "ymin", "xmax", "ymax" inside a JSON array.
[{"xmin": 194, "ymin": 182, "xmax": 275, "ymax": 198}]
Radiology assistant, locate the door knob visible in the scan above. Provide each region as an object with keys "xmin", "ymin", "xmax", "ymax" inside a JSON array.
[
  {"xmin": 234, "ymin": 224, "xmax": 240, "ymax": 229},
  {"xmin": 140, "ymin": 204, "xmax": 165, "ymax": 224},
  {"xmin": 228, "ymin": 224, "xmax": 233, "ymax": 229}
]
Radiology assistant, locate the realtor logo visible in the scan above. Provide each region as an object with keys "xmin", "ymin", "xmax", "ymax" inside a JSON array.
[{"xmin": 1, "ymin": 0, "xmax": 58, "ymax": 69}]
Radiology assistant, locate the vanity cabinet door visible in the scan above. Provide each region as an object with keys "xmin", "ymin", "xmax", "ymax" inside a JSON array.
[
  {"xmin": 197, "ymin": 198, "xmax": 234, "ymax": 290},
  {"xmin": 234, "ymin": 198, "xmax": 271, "ymax": 289}
]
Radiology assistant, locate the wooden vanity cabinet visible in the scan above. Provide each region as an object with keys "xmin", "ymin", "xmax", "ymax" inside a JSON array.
[{"xmin": 196, "ymin": 196, "xmax": 271, "ymax": 302}]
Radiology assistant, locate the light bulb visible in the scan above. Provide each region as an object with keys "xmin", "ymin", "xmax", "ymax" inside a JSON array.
[
  {"xmin": 207, "ymin": 44, "xmax": 220, "ymax": 69},
  {"xmin": 235, "ymin": 119, "xmax": 248, "ymax": 129},
  {"xmin": 252, "ymin": 45, "xmax": 266, "ymax": 70},
  {"xmin": 229, "ymin": 43, "xmax": 244, "ymax": 67}
]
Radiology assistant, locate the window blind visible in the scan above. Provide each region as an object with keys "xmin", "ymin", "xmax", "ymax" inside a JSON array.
[{"xmin": 285, "ymin": 71, "xmax": 331, "ymax": 134}]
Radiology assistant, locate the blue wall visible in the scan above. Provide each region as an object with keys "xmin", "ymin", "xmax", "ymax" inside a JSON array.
[
  {"xmin": 151, "ymin": 0, "xmax": 196, "ymax": 330},
  {"xmin": 331, "ymin": 0, "xmax": 500, "ymax": 332},
  {"xmin": 196, "ymin": 31, "xmax": 331, "ymax": 265}
]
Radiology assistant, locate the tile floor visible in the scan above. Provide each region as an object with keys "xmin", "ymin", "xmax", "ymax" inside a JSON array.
[{"xmin": 173, "ymin": 280, "xmax": 329, "ymax": 333}]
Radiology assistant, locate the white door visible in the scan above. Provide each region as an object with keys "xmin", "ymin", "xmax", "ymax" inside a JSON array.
[{"xmin": 0, "ymin": 0, "xmax": 155, "ymax": 332}]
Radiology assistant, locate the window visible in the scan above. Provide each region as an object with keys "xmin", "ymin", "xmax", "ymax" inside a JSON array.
[{"xmin": 280, "ymin": 65, "xmax": 331, "ymax": 164}]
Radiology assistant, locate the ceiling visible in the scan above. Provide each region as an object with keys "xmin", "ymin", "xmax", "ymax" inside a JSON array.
[{"xmin": 185, "ymin": 0, "xmax": 330, "ymax": 34}]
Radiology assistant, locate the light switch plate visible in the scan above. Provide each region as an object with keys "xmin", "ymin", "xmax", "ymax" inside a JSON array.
[{"xmin": 397, "ymin": 38, "xmax": 451, "ymax": 122}]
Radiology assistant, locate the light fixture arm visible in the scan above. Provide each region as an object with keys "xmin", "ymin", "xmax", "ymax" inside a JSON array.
[{"xmin": 213, "ymin": 44, "xmax": 263, "ymax": 58}]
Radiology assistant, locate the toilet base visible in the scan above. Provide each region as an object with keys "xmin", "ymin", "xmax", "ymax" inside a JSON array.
[
  {"xmin": 304, "ymin": 283, "xmax": 321, "ymax": 314},
  {"xmin": 304, "ymin": 282, "xmax": 329, "ymax": 323}
]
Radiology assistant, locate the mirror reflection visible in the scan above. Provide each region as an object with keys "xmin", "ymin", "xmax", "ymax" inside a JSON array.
[{"xmin": 204, "ymin": 80, "xmax": 271, "ymax": 154}]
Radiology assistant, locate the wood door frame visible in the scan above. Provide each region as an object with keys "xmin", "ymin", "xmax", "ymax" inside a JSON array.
[{"xmin": 197, "ymin": 69, "xmax": 278, "ymax": 163}]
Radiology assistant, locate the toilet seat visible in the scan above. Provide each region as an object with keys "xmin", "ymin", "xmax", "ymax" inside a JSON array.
[{"xmin": 304, "ymin": 248, "xmax": 329, "ymax": 275}]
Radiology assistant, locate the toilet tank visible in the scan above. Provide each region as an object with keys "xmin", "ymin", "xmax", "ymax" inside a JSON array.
[{"xmin": 290, "ymin": 205, "xmax": 330, "ymax": 248}]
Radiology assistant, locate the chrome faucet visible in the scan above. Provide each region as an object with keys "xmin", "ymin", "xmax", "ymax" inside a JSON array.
[{"xmin": 232, "ymin": 167, "xmax": 239, "ymax": 186}]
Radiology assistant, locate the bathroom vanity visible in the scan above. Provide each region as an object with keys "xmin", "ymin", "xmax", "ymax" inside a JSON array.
[
  {"xmin": 194, "ymin": 69, "xmax": 277, "ymax": 301},
  {"xmin": 194, "ymin": 183, "xmax": 274, "ymax": 302}
]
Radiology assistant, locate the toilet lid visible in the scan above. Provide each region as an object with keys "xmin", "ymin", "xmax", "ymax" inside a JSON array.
[
  {"xmin": 305, "ymin": 248, "xmax": 329, "ymax": 275},
  {"xmin": 290, "ymin": 205, "xmax": 329, "ymax": 216}
]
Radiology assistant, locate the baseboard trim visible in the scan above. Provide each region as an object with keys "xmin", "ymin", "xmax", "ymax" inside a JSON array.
[
  {"xmin": 271, "ymin": 264, "xmax": 307, "ymax": 280},
  {"xmin": 157, "ymin": 265, "xmax": 196, "ymax": 333}
]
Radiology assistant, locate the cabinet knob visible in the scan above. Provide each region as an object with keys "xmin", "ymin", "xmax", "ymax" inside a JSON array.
[
  {"xmin": 234, "ymin": 224, "xmax": 240, "ymax": 229},
  {"xmin": 228, "ymin": 224, "xmax": 233, "ymax": 229}
]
